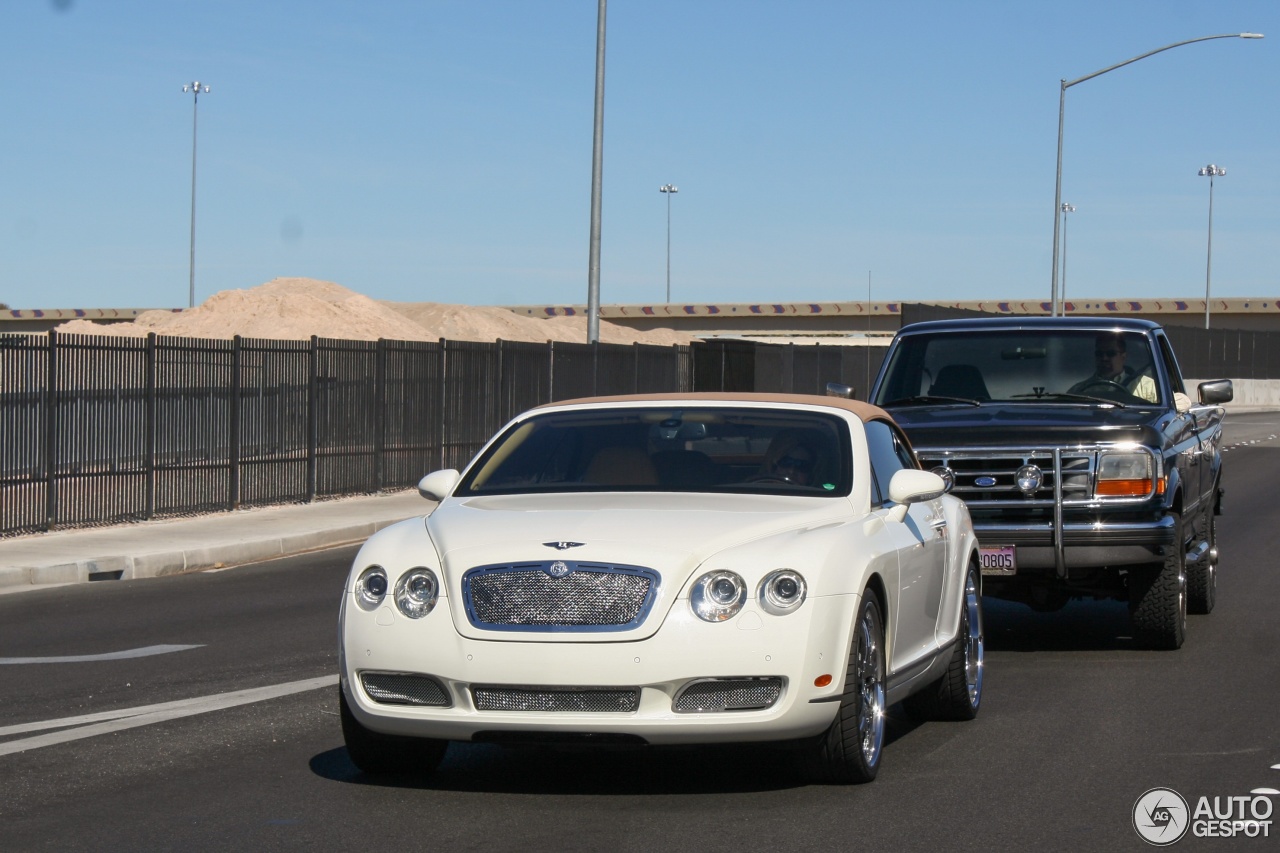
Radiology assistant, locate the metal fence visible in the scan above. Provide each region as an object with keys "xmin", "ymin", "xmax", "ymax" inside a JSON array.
[{"xmin": 1, "ymin": 332, "xmax": 881, "ymax": 537}]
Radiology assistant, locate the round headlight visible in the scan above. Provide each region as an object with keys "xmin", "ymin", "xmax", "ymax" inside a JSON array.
[
  {"xmin": 690, "ymin": 571, "xmax": 747, "ymax": 622},
  {"xmin": 394, "ymin": 567, "xmax": 440, "ymax": 619},
  {"xmin": 355, "ymin": 565, "xmax": 388, "ymax": 611},
  {"xmin": 758, "ymin": 569, "xmax": 807, "ymax": 615}
]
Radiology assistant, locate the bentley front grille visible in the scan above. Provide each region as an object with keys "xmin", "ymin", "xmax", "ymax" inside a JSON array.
[
  {"xmin": 462, "ymin": 562, "xmax": 659, "ymax": 631},
  {"xmin": 471, "ymin": 686, "xmax": 641, "ymax": 713},
  {"xmin": 361, "ymin": 672, "xmax": 452, "ymax": 707},
  {"xmin": 673, "ymin": 678, "xmax": 784, "ymax": 713}
]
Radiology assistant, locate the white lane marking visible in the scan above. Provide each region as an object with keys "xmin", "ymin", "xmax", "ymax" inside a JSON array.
[
  {"xmin": 0, "ymin": 644, "xmax": 205, "ymax": 665},
  {"xmin": 0, "ymin": 674, "xmax": 337, "ymax": 757}
]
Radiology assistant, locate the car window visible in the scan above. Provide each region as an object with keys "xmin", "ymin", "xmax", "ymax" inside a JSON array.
[
  {"xmin": 864, "ymin": 419, "xmax": 911, "ymax": 507},
  {"xmin": 874, "ymin": 328, "xmax": 1163, "ymax": 406},
  {"xmin": 457, "ymin": 406, "xmax": 852, "ymax": 496}
]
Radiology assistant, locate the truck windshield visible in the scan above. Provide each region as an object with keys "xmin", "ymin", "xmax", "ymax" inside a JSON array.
[{"xmin": 872, "ymin": 329, "xmax": 1162, "ymax": 407}]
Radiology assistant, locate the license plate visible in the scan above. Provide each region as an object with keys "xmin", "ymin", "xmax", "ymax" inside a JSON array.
[{"xmin": 979, "ymin": 545, "xmax": 1016, "ymax": 575}]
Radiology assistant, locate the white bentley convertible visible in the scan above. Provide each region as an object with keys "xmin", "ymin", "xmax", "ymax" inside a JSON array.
[{"xmin": 339, "ymin": 392, "xmax": 984, "ymax": 783}]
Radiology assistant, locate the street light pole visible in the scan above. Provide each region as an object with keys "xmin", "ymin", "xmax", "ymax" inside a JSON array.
[
  {"xmin": 182, "ymin": 81, "xmax": 210, "ymax": 310},
  {"xmin": 1199, "ymin": 164, "xmax": 1225, "ymax": 329},
  {"xmin": 586, "ymin": 0, "xmax": 607, "ymax": 343},
  {"xmin": 1049, "ymin": 32, "xmax": 1263, "ymax": 317},
  {"xmin": 659, "ymin": 184, "xmax": 677, "ymax": 302},
  {"xmin": 1059, "ymin": 203, "xmax": 1075, "ymax": 309}
]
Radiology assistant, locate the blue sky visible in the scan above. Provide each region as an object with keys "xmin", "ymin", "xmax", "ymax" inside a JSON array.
[{"xmin": 1, "ymin": 0, "xmax": 1275, "ymax": 310}]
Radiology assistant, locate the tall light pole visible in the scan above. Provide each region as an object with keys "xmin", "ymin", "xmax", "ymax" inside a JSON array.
[
  {"xmin": 659, "ymin": 184, "xmax": 678, "ymax": 302},
  {"xmin": 586, "ymin": 0, "xmax": 606, "ymax": 343},
  {"xmin": 1050, "ymin": 32, "xmax": 1263, "ymax": 317},
  {"xmin": 1199, "ymin": 164, "xmax": 1225, "ymax": 329},
  {"xmin": 1059, "ymin": 203, "xmax": 1075, "ymax": 309},
  {"xmin": 182, "ymin": 81, "xmax": 210, "ymax": 309}
]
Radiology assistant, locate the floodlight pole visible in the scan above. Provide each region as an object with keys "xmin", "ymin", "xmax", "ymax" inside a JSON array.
[
  {"xmin": 1050, "ymin": 32, "xmax": 1263, "ymax": 317},
  {"xmin": 1199, "ymin": 164, "xmax": 1226, "ymax": 329},
  {"xmin": 659, "ymin": 184, "xmax": 678, "ymax": 302},
  {"xmin": 183, "ymin": 81, "xmax": 210, "ymax": 309}
]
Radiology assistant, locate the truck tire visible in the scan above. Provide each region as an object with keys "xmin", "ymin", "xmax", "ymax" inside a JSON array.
[
  {"xmin": 340, "ymin": 686, "xmax": 448, "ymax": 775},
  {"xmin": 1187, "ymin": 505, "xmax": 1217, "ymax": 615},
  {"xmin": 810, "ymin": 592, "xmax": 886, "ymax": 784},
  {"xmin": 1128, "ymin": 513, "xmax": 1187, "ymax": 650},
  {"xmin": 903, "ymin": 560, "xmax": 984, "ymax": 721}
]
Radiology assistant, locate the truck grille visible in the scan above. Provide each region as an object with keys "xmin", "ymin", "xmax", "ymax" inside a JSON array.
[
  {"xmin": 916, "ymin": 447, "xmax": 1095, "ymax": 506},
  {"xmin": 462, "ymin": 561, "xmax": 659, "ymax": 632}
]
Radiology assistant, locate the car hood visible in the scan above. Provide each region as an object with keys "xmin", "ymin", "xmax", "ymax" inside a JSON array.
[
  {"xmin": 423, "ymin": 491, "xmax": 851, "ymax": 641},
  {"xmin": 885, "ymin": 402, "xmax": 1170, "ymax": 448}
]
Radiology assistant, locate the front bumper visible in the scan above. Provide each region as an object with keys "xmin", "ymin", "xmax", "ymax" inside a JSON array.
[
  {"xmin": 974, "ymin": 514, "xmax": 1176, "ymax": 574},
  {"xmin": 340, "ymin": 592, "xmax": 858, "ymax": 746}
]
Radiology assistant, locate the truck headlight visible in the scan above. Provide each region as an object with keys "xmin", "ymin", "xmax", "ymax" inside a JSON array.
[
  {"xmin": 1096, "ymin": 451, "xmax": 1160, "ymax": 497},
  {"xmin": 394, "ymin": 568, "xmax": 440, "ymax": 619},
  {"xmin": 690, "ymin": 571, "xmax": 747, "ymax": 622},
  {"xmin": 355, "ymin": 565, "xmax": 388, "ymax": 611},
  {"xmin": 758, "ymin": 570, "xmax": 807, "ymax": 615}
]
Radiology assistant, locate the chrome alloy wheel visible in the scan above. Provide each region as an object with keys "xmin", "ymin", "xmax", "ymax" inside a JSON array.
[
  {"xmin": 961, "ymin": 568, "xmax": 984, "ymax": 706},
  {"xmin": 855, "ymin": 607, "xmax": 886, "ymax": 766}
]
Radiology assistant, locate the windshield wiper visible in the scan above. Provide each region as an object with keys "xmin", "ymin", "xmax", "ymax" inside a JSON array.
[
  {"xmin": 1009, "ymin": 392, "xmax": 1125, "ymax": 408},
  {"xmin": 881, "ymin": 395, "xmax": 982, "ymax": 407}
]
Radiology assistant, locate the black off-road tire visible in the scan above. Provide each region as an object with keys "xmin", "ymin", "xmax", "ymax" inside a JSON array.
[
  {"xmin": 1129, "ymin": 513, "xmax": 1187, "ymax": 650},
  {"xmin": 903, "ymin": 561, "xmax": 984, "ymax": 721},
  {"xmin": 810, "ymin": 592, "xmax": 886, "ymax": 784},
  {"xmin": 1186, "ymin": 505, "xmax": 1217, "ymax": 615},
  {"xmin": 340, "ymin": 686, "xmax": 448, "ymax": 775}
]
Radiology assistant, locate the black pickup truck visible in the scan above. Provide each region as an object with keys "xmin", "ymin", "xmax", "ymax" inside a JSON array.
[{"xmin": 869, "ymin": 317, "xmax": 1232, "ymax": 649}]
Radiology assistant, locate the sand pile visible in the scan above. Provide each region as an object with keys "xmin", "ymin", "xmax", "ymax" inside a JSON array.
[{"xmin": 52, "ymin": 278, "xmax": 697, "ymax": 346}]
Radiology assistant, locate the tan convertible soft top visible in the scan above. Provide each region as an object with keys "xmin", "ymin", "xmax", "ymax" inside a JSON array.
[{"xmin": 537, "ymin": 391, "xmax": 891, "ymax": 423}]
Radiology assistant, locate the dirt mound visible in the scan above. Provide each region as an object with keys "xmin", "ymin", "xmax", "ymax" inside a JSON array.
[{"xmin": 50, "ymin": 278, "xmax": 697, "ymax": 346}]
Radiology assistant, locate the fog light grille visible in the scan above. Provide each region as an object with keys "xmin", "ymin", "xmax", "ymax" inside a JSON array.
[
  {"xmin": 674, "ymin": 678, "xmax": 783, "ymax": 713},
  {"xmin": 472, "ymin": 686, "xmax": 640, "ymax": 713},
  {"xmin": 361, "ymin": 672, "xmax": 451, "ymax": 707}
]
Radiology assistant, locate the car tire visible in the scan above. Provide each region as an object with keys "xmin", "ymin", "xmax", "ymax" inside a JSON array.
[
  {"xmin": 1128, "ymin": 512, "xmax": 1187, "ymax": 650},
  {"xmin": 1186, "ymin": 505, "xmax": 1217, "ymax": 615},
  {"xmin": 903, "ymin": 560, "xmax": 984, "ymax": 721},
  {"xmin": 340, "ymin": 686, "xmax": 448, "ymax": 775},
  {"xmin": 810, "ymin": 591, "xmax": 886, "ymax": 784}
]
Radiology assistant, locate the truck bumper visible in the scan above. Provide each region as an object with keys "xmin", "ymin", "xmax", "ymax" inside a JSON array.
[{"xmin": 974, "ymin": 514, "xmax": 1177, "ymax": 575}]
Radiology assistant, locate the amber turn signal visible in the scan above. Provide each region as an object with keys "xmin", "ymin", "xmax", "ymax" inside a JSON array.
[{"xmin": 814, "ymin": 674, "xmax": 833, "ymax": 687}]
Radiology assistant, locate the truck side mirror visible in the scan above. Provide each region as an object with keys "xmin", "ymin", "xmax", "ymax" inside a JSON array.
[{"xmin": 1197, "ymin": 380, "xmax": 1233, "ymax": 406}]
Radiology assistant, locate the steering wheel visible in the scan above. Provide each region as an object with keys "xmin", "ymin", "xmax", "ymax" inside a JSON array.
[
  {"xmin": 1075, "ymin": 377, "xmax": 1130, "ymax": 395},
  {"xmin": 745, "ymin": 473, "xmax": 793, "ymax": 484}
]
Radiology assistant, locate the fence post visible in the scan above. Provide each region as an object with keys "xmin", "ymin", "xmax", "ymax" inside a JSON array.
[
  {"xmin": 145, "ymin": 333, "xmax": 157, "ymax": 519},
  {"xmin": 307, "ymin": 335, "xmax": 318, "ymax": 502},
  {"xmin": 438, "ymin": 338, "xmax": 448, "ymax": 470},
  {"xmin": 229, "ymin": 335, "xmax": 241, "ymax": 510},
  {"xmin": 548, "ymin": 340, "xmax": 555, "ymax": 402},
  {"xmin": 43, "ymin": 329, "xmax": 58, "ymax": 530},
  {"xmin": 375, "ymin": 338, "xmax": 386, "ymax": 491}
]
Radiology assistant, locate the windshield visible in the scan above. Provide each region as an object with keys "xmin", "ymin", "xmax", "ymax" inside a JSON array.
[
  {"xmin": 456, "ymin": 406, "xmax": 852, "ymax": 496},
  {"xmin": 872, "ymin": 329, "xmax": 1162, "ymax": 407}
]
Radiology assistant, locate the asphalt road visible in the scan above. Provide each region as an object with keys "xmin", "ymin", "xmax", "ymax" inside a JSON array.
[{"xmin": 2, "ymin": 412, "xmax": 1279, "ymax": 852}]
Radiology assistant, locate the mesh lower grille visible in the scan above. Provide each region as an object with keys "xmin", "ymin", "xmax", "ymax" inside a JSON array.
[
  {"xmin": 464, "ymin": 563, "xmax": 657, "ymax": 630},
  {"xmin": 674, "ymin": 678, "xmax": 783, "ymax": 713},
  {"xmin": 472, "ymin": 686, "xmax": 640, "ymax": 713},
  {"xmin": 361, "ymin": 672, "xmax": 451, "ymax": 707}
]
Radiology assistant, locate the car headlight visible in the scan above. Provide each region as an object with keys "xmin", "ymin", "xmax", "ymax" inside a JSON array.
[
  {"xmin": 394, "ymin": 567, "xmax": 440, "ymax": 619},
  {"xmin": 758, "ymin": 569, "xmax": 807, "ymax": 615},
  {"xmin": 690, "ymin": 570, "xmax": 747, "ymax": 622},
  {"xmin": 355, "ymin": 565, "xmax": 388, "ymax": 611},
  {"xmin": 1096, "ymin": 450, "xmax": 1161, "ymax": 497}
]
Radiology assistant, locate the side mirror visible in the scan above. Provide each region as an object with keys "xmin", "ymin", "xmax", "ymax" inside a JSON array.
[
  {"xmin": 826, "ymin": 382, "xmax": 855, "ymax": 399},
  {"xmin": 417, "ymin": 469, "xmax": 461, "ymax": 502},
  {"xmin": 1198, "ymin": 379, "xmax": 1233, "ymax": 406},
  {"xmin": 885, "ymin": 469, "xmax": 947, "ymax": 523}
]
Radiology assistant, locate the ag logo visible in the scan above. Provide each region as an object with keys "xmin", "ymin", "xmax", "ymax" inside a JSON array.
[
  {"xmin": 545, "ymin": 561, "xmax": 572, "ymax": 578},
  {"xmin": 1133, "ymin": 787, "xmax": 1190, "ymax": 846}
]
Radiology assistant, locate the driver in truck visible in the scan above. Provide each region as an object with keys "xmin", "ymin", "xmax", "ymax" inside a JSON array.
[{"xmin": 1070, "ymin": 332, "xmax": 1158, "ymax": 402}]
